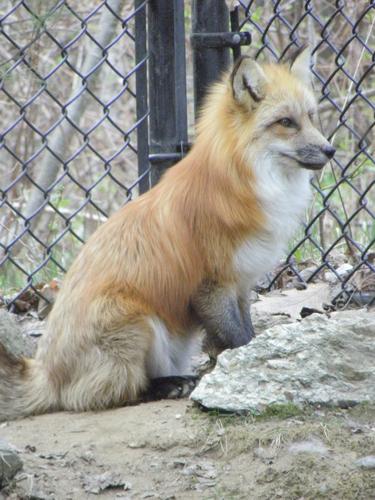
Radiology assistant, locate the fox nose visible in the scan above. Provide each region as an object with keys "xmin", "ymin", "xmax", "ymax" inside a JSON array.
[{"xmin": 321, "ymin": 144, "xmax": 336, "ymax": 159}]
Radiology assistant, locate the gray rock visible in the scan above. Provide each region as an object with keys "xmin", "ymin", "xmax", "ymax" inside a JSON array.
[
  {"xmin": 0, "ymin": 441, "xmax": 23, "ymax": 487},
  {"xmin": 288, "ymin": 439, "xmax": 328, "ymax": 456},
  {"xmin": 82, "ymin": 471, "xmax": 130, "ymax": 494},
  {"xmin": 192, "ymin": 309, "xmax": 293, "ymax": 376},
  {"xmin": 299, "ymin": 266, "xmax": 318, "ymax": 282},
  {"xmin": 354, "ymin": 455, "xmax": 375, "ymax": 469},
  {"xmin": 324, "ymin": 263, "xmax": 353, "ymax": 284},
  {"xmin": 191, "ymin": 310, "xmax": 375, "ymax": 413},
  {"xmin": 0, "ymin": 310, "xmax": 36, "ymax": 358},
  {"xmin": 254, "ymin": 446, "xmax": 276, "ymax": 461},
  {"xmin": 252, "ymin": 309, "xmax": 294, "ymax": 332}
]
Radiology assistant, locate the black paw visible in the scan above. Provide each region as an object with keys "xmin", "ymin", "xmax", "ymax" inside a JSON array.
[{"xmin": 144, "ymin": 375, "xmax": 199, "ymax": 401}]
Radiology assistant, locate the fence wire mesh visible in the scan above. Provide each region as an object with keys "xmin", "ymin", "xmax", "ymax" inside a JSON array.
[
  {"xmin": 0, "ymin": 0, "xmax": 149, "ymax": 308},
  {"xmin": 0, "ymin": 0, "xmax": 374, "ymax": 311}
]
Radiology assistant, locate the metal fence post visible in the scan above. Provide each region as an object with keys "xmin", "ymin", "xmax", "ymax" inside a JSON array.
[
  {"xmin": 135, "ymin": 0, "xmax": 150, "ymax": 195},
  {"xmin": 147, "ymin": 0, "xmax": 188, "ymax": 185},
  {"xmin": 191, "ymin": 0, "xmax": 230, "ymax": 116}
]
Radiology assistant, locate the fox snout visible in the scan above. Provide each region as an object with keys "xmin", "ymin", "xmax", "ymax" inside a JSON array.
[
  {"xmin": 321, "ymin": 144, "xmax": 336, "ymax": 159},
  {"xmin": 295, "ymin": 143, "xmax": 336, "ymax": 170}
]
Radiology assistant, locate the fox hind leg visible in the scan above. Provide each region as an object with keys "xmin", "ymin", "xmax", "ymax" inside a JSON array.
[
  {"xmin": 144, "ymin": 317, "xmax": 201, "ymax": 401},
  {"xmin": 57, "ymin": 317, "xmax": 153, "ymax": 411},
  {"xmin": 58, "ymin": 316, "xmax": 200, "ymax": 409}
]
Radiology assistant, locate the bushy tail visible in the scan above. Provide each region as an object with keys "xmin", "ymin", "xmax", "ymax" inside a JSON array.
[{"xmin": 0, "ymin": 342, "xmax": 58, "ymax": 422}]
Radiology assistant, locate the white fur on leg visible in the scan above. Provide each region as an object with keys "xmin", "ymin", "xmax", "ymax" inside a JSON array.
[{"xmin": 146, "ymin": 317, "xmax": 200, "ymax": 378}]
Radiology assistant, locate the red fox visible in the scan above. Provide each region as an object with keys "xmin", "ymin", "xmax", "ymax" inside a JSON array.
[{"xmin": 0, "ymin": 48, "xmax": 335, "ymax": 420}]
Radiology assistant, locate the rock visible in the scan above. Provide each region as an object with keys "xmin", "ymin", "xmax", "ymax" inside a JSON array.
[
  {"xmin": 252, "ymin": 309, "xmax": 294, "ymax": 332},
  {"xmin": 299, "ymin": 266, "xmax": 318, "ymax": 282},
  {"xmin": 0, "ymin": 441, "xmax": 23, "ymax": 487},
  {"xmin": 192, "ymin": 309, "xmax": 294, "ymax": 376},
  {"xmin": 181, "ymin": 461, "xmax": 217, "ymax": 480},
  {"xmin": 20, "ymin": 318, "xmax": 45, "ymax": 339},
  {"xmin": 82, "ymin": 471, "xmax": 130, "ymax": 494},
  {"xmin": 354, "ymin": 455, "xmax": 375, "ymax": 469},
  {"xmin": 324, "ymin": 263, "xmax": 353, "ymax": 284},
  {"xmin": 191, "ymin": 310, "xmax": 375, "ymax": 413},
  {"xmin": 0, "ymin": 310, "xmax": 35, "ymax": 358},
  {"xmin": 181, "ymin": 461, "xmax": 217, "ymax": 491},
  {"xmin": 288, "ymin": 439, "xmax": 328, "ymax": 456},
  {"xmin": 254, "ymin": 446, "xmax": 276, "ymax": 461},
  {"xmin": 336, "ymin": 263, "xmax": 353, "ymax": 278}
]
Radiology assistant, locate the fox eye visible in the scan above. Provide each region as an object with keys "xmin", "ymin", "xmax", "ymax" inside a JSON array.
[{"xmin": 278, "ymin": 117, "xmax": 296, "ymax": 128}]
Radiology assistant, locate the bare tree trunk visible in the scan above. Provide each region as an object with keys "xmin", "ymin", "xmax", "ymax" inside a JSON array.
[{"xmin": 24, "ymin": 0, "xmax": 125, "ymax": 227}]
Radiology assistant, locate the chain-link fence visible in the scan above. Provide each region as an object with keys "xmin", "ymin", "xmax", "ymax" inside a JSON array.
[
  {"xmin": 0, "ymin": 0, "xmax": 149, "ymax": 308},
  {"xmin": 0, "ymin": 0, "xmax": 374, "ymax": 311}
]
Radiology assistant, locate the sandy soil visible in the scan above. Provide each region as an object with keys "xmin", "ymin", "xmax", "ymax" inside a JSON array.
[
  {"xmin": 1, "ymin": 399, "xmax": 375, "ymax": 499},
  {"xmin": 1, "ymin": 287, "xmax": 374, "ymax": 498}
]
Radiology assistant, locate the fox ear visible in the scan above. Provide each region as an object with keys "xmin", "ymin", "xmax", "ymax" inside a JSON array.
[
  {"xmin": 231, "ymin": 56, "xmax": 268, "ymax": 106},
  {"xmin": 290, "ymin": 46, "xmax": 311, "ymax": 85}
]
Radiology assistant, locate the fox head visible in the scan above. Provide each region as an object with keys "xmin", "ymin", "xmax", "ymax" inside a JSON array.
[
  {"xmin": 198, "ymin": 47, "xmax": 334, "ymax": 174},
  {"xmin": 229, "ymin": 47, "xmax": 335, "ymax": 171}
]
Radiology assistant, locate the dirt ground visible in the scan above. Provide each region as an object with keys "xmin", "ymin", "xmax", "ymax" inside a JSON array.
[
  {"xmin": 1, "ymin": 286, "xmax": 374, "ymax": 499},
  {"xmin": 1, "ymin": 399, "xmax": 375, "ymax": 499}
]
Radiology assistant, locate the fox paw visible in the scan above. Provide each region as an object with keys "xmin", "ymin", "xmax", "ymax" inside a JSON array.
[{"xmin": 145, "ymin": 375, "xmax": 199, "ymax": 401}]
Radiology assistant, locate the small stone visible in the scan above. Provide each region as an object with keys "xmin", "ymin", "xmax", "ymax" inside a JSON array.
[
  {"xmin": 324, "ymin": 264, "xmax": 353, "ymax": 284},
  {"xmin": 336, "ymin": 263, "xmax": 353, "ymax": 278},
  {"xmin": 128, "ymin": 442, "xmax": 138, "ymax": 448},
  {"xmin": 299, "ymin": 266, "xmax": 317, "ymax": 282},
  {"xmin": 0, "ymin": 442, "xmax": 23, "ymax": 486},
  {"xmin": 294, "ymin": 280, "xmax": 307, "ymax": 290},
  {"xmin": 0, "ymin": 310, "xmax": 35, "ymax": 358},
  {"xmin": 182, "ymin": 461, "xmax": 217, "ymax": 480},
  {"xmin": 324, "ymin": 271, "xmax": 337, "ymax": 283},
  {"xmin": 354, "ymin": 455, "xmax": 375, "ymax": 469},
  {"xmin": 82, "ymin": 471, "xmax": 130, "ymax": 494},
  {"xmin": 319, "ymin": 484, "xmax": 329, "ymax": 494},
  {"xmin": 254, "ymin": 446, "xmax": 276, "ymax": 461},
  {"xmin": 288, "ymin": 439, "xmax": 328, "ymax": 456}
]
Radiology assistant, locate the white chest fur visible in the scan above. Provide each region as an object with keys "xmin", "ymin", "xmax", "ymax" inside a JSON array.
[{"xmin": 234, "ymin": 160, "xmax": 312, "ymax": 286}]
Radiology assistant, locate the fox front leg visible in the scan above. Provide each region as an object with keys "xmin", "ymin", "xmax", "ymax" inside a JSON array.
[
  {"xmin": 238, "ymin": 292, "xmax": 256, "ymax": 342},
  {"xmin": 192, "ymin": 283, "xmax": 255, "ymax": 358}
]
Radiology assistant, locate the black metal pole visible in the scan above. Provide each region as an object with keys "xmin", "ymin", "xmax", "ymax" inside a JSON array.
[
  {"xmin": 134, "ymin": 0, "xmax": 150, "ymax": 194},
  {"xmin": 147, "ymin": 0, "xmax": 188, "ymax": 185},
  {"xmin": 192, "ymin": 0, "xmax": 230, "ymax": 116}
]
